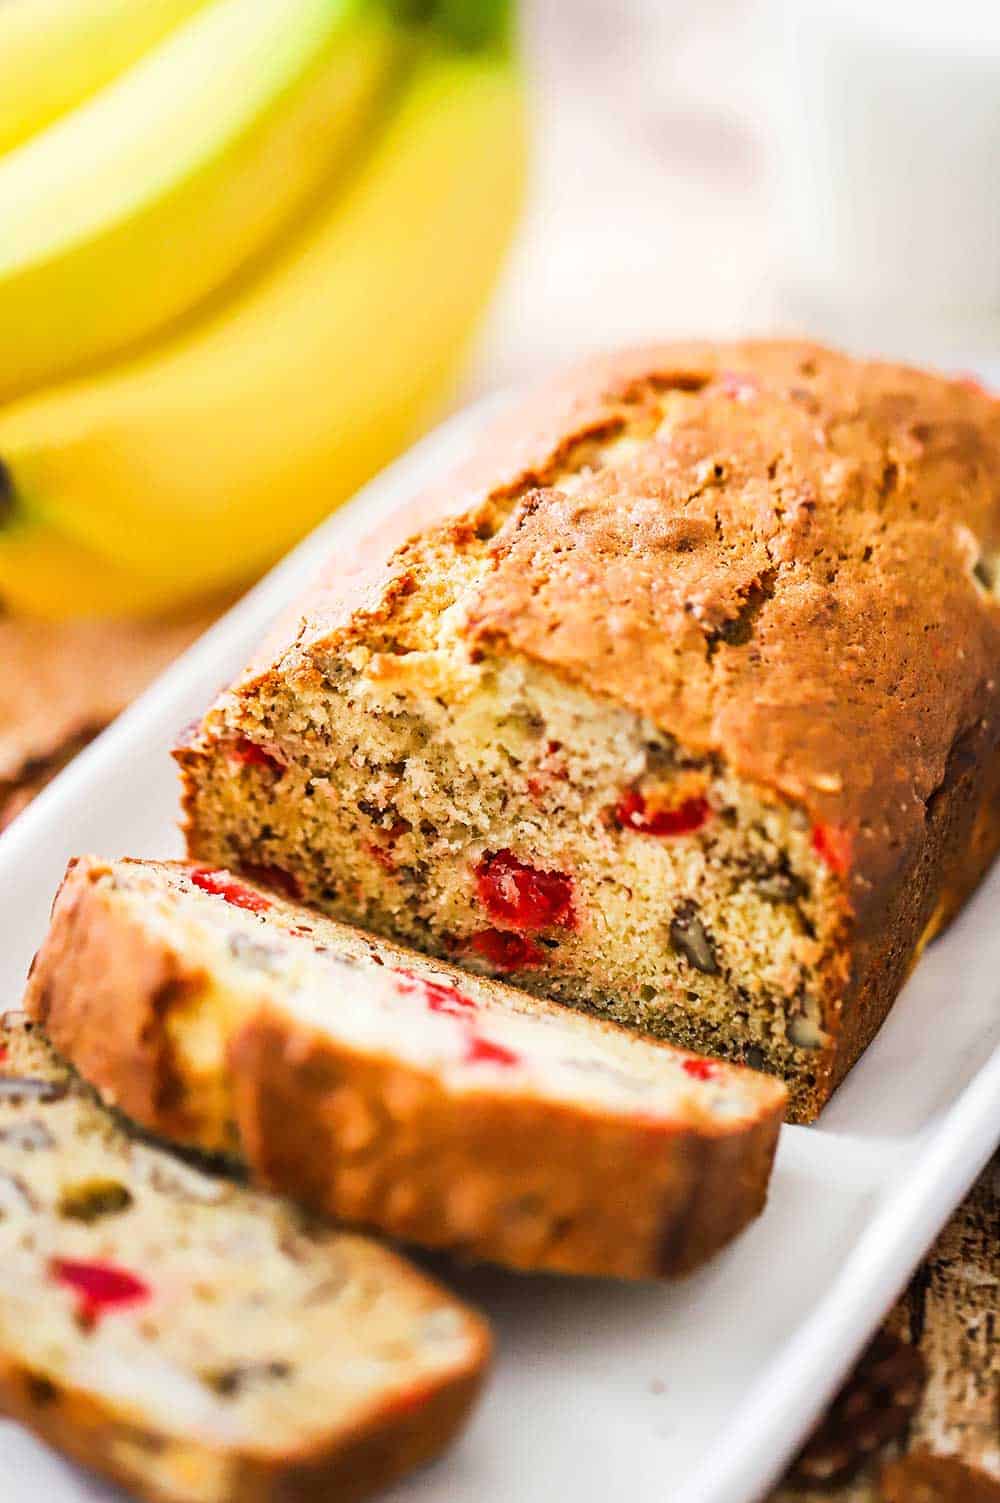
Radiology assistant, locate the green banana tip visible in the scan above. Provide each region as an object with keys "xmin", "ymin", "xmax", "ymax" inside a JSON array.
[
  {"xmin": 385, "ymin": 0, "xmax": 515, "ymax": 54},
  {"xmin": 0, "ymin": 459, "xmax": 32, "ymax": 536},
  {"xmin": 0, "ymin": 461, "xmax": 14, "ymax": 529}
]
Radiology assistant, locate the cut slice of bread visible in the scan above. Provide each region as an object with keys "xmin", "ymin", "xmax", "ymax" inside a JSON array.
[
  {"xmin": 0, "ymin": 1012, "xmax": 489, "ymax": 1503},
  {"xmin": 26, "ymin": 856, "xmax": 787, "ymax": 1280}
]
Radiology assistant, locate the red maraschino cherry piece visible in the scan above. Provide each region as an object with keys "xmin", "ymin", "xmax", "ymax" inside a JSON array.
[
  {"xmin": 190, "ymin": 867, "xmax": 271, "ymax": 912},
  {"xmin": 464, "ymin": 1034, "xmax": 520, "ymax": 1068},
  {"xmin": 811, "ymin": 821, "xmax": 852, "ymax": 875},
  {"xmin": 393, "ymin": 969, "xmax": 477, "ymax": 1016},
  {"xmin": 467, "ymin": 930, "xmax": 545, "ymax": 971},
  {"xmin": 615, "ymin": 790, "xmax": 711, "ymax": 838},
  {"xmin": 474, "ymin": 850, "xmax": 575, "ymax": 932},
  {"xmin": 239, "ymin": 862, "xmax": 301, "ymax": 902},
  {"xmin": 366, "ymin": 841, "xmax": 397, "ymax": 873},
  {"xmin": 228, "ymin": 738, "xmax": 285, "ymax": 774},
  {"xmin": 51, "ymin": 1258, "xmax": 150, "ymax": 1323},
  {"xmin": 393, "ymin": 969, "xmax": 518, "ymax": 1066}
]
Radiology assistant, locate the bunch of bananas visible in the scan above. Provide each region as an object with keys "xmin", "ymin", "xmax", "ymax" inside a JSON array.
[{"xmin": 0, "ymin": 0, "xmax": 523, "ymax": 616}]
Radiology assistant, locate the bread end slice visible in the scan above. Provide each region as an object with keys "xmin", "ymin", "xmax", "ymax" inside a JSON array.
[{"xmin": 0, "ymin": 1013, "xmax": 488, "ymax": 1503}]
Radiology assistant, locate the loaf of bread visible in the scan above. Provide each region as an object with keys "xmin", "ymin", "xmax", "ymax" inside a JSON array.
[
  {"xmin": 0, "ymin": 1012, "xmax": 488, "ymax": 1503},
  {"xmin": 26, "ymin": 857, "xmax": 785, "ymax": 1280},
  {"xmin": 176, "ymin": 342, "xmax": 1000, "ymax": 1121}
]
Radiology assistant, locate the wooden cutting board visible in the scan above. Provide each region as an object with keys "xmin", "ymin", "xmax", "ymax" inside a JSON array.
[
  {"xmin": 0, "ymin": 606, "xmax": 223, "ymax": 828},
  {"xmin": 773, "ymin": 1156, "xmax": 999, "ymax": 1500}
]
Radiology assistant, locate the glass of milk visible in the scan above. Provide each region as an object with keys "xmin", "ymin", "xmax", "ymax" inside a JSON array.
[{"xmin": 771, "ymin": 0, "xmax": 1000, "ymax": 362}]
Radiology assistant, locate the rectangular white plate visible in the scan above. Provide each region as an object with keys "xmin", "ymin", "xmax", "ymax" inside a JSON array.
[{"xmin": 1, "ymin": 394, "xmax": 998, "ymax": 1503}]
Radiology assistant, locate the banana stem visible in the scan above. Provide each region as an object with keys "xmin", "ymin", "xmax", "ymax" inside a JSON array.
[
  {"xmin": 387, "ymin": 0, "xmax": 515, "ymax": 53},
  {"xmin": 0, "ymin": 463, "xmax": 14, "ymax": 528}
]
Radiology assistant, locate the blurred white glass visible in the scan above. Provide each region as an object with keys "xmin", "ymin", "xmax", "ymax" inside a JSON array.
[{"xmin": 771, "ymin": 0, "xmax": 1000, "ymax": 363}]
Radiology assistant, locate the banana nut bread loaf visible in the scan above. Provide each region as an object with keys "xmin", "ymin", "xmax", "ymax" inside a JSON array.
[
  {"xmin": 26, "ymin": 857, "xmax": 786, "ymax": 1280},
  {"xmin": 0, "ymin": 1012, "xmax": 488, "ymax": 1503},
  {"xmin": 176, "ymin": 341, "xmax": 1000, "ymax": 1122}
]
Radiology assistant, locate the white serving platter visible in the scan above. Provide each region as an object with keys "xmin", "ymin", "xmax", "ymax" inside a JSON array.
[{"xmin": 1, "ymin": 393, "xmax": 998, "ymax": 1503}]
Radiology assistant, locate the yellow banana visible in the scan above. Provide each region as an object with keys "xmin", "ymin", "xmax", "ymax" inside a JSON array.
[
  {"xmin": 0, "ymin": 0, "xmax": 402, "ymax": 404},
  {"xmin": 0, "ymin": 0, "xmax": 211, "ymax": 155},
  {"xmin": 0, "ymin": 518, "xmax": 188, "ymax": 619},
  {"xmin": 0, "ymin": 46, "xmax": 524, "ymax": 618}
]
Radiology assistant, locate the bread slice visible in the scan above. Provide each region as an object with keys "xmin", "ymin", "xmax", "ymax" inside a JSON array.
[
  {"xmin": 175, "ymin": 341, "xmax": 1000, "ymax": 1122},
  {"xmin": 0, "ymin": 1011, "xmax": 488, "ymax": 1503},
  {"xmin": 26, "ymin": 856, "xmax": 786, "ymax": 1280}
]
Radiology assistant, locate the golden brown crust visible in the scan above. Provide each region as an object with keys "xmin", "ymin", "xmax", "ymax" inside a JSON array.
[
  {"xmin": 823, "ymin": 713, "xmax": 1000, "ymax": 1103},
  {"xmin": 251, "ymin": 1360, "xmax": 488, "ymax": 1503},
  {"xmin": 0, "ymin": 1358, "xmax": 215, "ymax": 1503},
  {"xmin": 879, "ymin": 1452, "xmax": 1000, "ymax": 1503},
  {"xmin": 462, "ymin": 344, "xmax": 1000, "ymax": 907},
  {"xmin": 179, "ymin": 342, "xmax": 1000, "ymax": 1121},
  {"xmin": 213, "ymin": 347, "xmax": 722, "ymax": 701},
  {"xmin": 219, "ymin": 342, "xmax": 1000, "ymax": 900},
  {"xmin": 26, "ymin": 857, "xmax": 207, "ymax": 1144},
  {"xmin": 228, "ymin": 1010, "xmax": 782, "ymax": 1280},
  {"xmin": 26, "ymin": 858, "xmax": 785, "ymax": 1281},
  {"xmin": 0, "ymin": 1293, "xmax": 487, "ymax": 1503}
]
